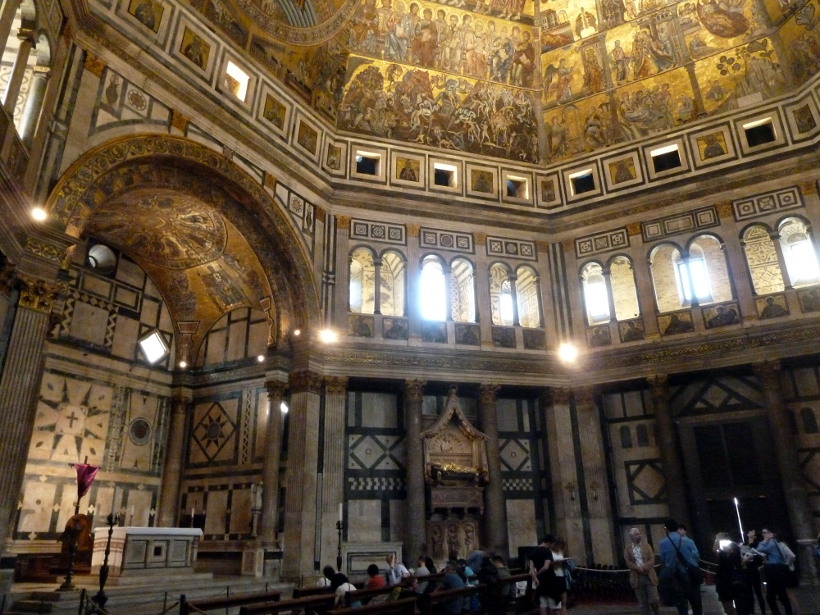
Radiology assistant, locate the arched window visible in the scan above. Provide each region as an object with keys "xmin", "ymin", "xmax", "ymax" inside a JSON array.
[
  {"xmin": 800, "ymin": 407, "xmax": 819, "ymax": 434},
  {"xmin": 636, "ymin": 424, "xmax": 650, "ymax": 447},
  {"xmin": 450, "ymin": 257, "xmax": 475, "ymax": 323},
  {"xmin": 742, "ymin": 224, "xmax": 784, "ymax": 295},
  {"xmin": 380, "ymin": 250, "xmax": 406, "ymax": 316},
  {"xmin": 779, "ymin": 217, "xmax": 820, "ymax": 287},
  {"xmin": 581, "ymin": 262, "xmax": 610, "ymax": 324},
  {"xmin": 489, "ymin": 263, "xmax": 514, "ymax": 325},
  {"xmin": 516, "ymin": 265, "xmax": 542, "ymax": 328},
  {"xmin": 689, "ymin": 234, "xmax": 732, "ymax": 305},
  {"xmin": 651, "ymin": 236, "xmax": 732, "ymax": 311},
  {"xmin": 349, "ymin": 248, "xmax": 375, "ymax": 314},
  {"xmin": 620, "ymin": 425, "xmax": 633, "ymax": 449},
  {"xmin": 609, "ymin": 256, "xmax": 640, "ymax": 320},
  {"xmin": 420, "ymin": 255, "xmax": 446, "ymax": 321}
]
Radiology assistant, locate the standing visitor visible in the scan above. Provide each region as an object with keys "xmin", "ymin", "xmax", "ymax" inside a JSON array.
[{"xmin": 625, "ymin": 527, "xmax": 661, "ymax": 615}]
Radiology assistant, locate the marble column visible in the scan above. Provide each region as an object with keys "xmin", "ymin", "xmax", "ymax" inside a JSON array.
[
  {"xmin": 0, "ymin": 2, "xmax": 19, "ymax": 78},
  {"xmin": 320, "ymin": 377, "xmax": 347, "ymax": 569},
  {"xmin": 478, "ymin": 384, "xmax": 507, "ymax": 555},
  {"xmin": 3, "ymin": 29, "xmax": 33, "ymax": 116},
  {"xmin": 649, "ymin": 375, "xmax": 690, "ymax": 528},
  {"xmin": 573, "ymin": 386, "xmax": 615, "ymax": 564},
  {"xmin": 258, "ymin": 380, "xmax": 286, "ymax": 547},
  {"xmin": 281, "ymin": 370, "xmax": 323, "ymax": 580},
  {"xmin": 0, "ymin": 276, "xmax": 56, "ymax": 549},
  {"xmin": 753, "ymin": 362, "xmax": 815, "ymax": 580},
  {"xmin": 404, "ymin": 379, "xmax": 426, "ymax": 562},
  {"xmin": 156, "ymin": 393, "xmax": 191, "ymax": 527},
  {"xmin": 19, "ymin": 65, "xmax": 49, "ymax": 145}
]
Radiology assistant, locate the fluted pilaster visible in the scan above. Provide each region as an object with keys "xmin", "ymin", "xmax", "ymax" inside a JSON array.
[
  {"xmin": 478, "ymin": 384, "xmax": 507, "ymax": 555},
  {"xmin": 404, "ymin": 379, "xmax": 426, "ymax": 562},
  {"xmin": 259, "ymin": 380, "xmax": 286, "ymax": 547}
]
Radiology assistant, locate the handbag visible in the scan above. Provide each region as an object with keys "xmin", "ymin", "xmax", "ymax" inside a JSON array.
[
  {"xmin": 658, "ymin": 564, "xmax": 683, "ymax": 606},
  {"xmin": 775, "ymin": 539, "xmax": 799, "ymax": 589}
]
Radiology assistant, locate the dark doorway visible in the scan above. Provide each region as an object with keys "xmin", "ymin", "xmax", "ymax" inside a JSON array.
[{"xmin": 678, "ymin": 416, "xmax": 789, "ymax": 555}]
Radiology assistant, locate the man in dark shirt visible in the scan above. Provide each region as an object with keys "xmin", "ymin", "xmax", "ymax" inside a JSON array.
[
  {"xmin": 434, "ymin": 560, "xmax": 465, "ymax": 614},
  {"xmin": 529, "ymin": 535, "xmax": 557, "ymax": 615}
]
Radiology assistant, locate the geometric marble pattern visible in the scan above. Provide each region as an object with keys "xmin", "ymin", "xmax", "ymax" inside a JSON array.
[
  {"xmin": 732, "ymin": 186, "xmax": 802, "ymax": 221},
  {"xmin": 642, "ymin": 206, "xmax": 719, "ymax": 242},
  {"xmin": 192, "ymin": 402, "xmax": 236, "ymax": 463},
  {"xmin": 350, "ymin": 219, "xmax": 406, "ymax": 245},
  {"xmin": 625, "ymin": 459, "xmax": 666, "ymax": 505},
  {"xmin": 487, "ymin": 237, "xmax": 536, "ymax": 261},
  {"xmin": 499, "ymin": 438, "xmax": 532, "ymax": 472},
  {"xmin": 575, "ymin": 228, "xmax": 629, "ymax": 258},
  {"xmin": 422, "ymin": 228, "xmax": 474, "ymax": 253},
  {"xmin": 348, "ymin": 434, "xmax": 403, "ymax": 471}
]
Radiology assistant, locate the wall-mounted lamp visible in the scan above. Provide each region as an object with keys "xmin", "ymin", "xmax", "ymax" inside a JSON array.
[{"xmin": 590, "ymin": 481, "xmax": 600, "ymax": 501}]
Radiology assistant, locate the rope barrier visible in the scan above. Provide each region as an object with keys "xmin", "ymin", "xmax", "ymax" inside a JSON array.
[{"xmin": 156, "ymin": 601, "xmax": 180, "ymax": 615}]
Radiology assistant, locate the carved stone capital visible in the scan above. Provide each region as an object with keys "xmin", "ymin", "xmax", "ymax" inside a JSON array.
[
  {"xmin": 405, "ymin": 379, "xmax": 425, "ymax": 401},
  {"xmin": 547, "ymin": 387, "xmax": 571, "ymax": 406},
  {"xmin": 407, "ymin": 224, "xmax": 420, "ymax": 238},
  {"xmin": 325, "ymin": 376, "xmax": 348, "ymax": 396},
  {"xmin": 0, "ymin": 262, "xmax": 17, "ymax": 295},
  {"xmin": 171, "ymin": 110, "xmax": 189, "ymax": 132},
  {"xmin": 265, "ymin": 380, "xmax": 287, "ymax": 400},
  {"xmin": 752, "ymin": 360, "xmax": 781, "ymax": 387},
  {"xmin": 289, "ymin": 370, "xmax": 323, "ymax": 394},
  {"xmin": 17, "ymin": 275, "xmax": 65, "ymax": 314},
  {"xmin": 479, "ymin": 384, "xmax": 500, "ymax": 404},
  {"xmin": 84, "ymin": 53, "xmax": 106, "ymax": 77},
  {"xmin": 573, "ymin": 386, "xmax": 595, "ymax": 407},
  {"xmin": 336, "ymin": 215, "xmax": 350, "ymax": 230}
]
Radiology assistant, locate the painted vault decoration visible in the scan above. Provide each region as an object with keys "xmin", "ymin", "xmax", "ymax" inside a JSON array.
[{"xmin": 181, "ymin": 0, "xmax": 818, "ymax": 164}]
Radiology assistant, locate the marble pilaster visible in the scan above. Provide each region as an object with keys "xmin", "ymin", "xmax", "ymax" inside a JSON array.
[
  {"xmin": 320, "ymin": 377, "xmax": 347, "ymax": 569},
  {"xmin": 478, "ymin": 384, "xmax": 507, "ymax": 555},
  {"xmin": 281, "ymin": 370, "xmax": 323, "ymax": 579},
  {"xmin": 404, "ymin": 379, "xmax": 426, "ymax": 562},
  {"xmin": 3, "ymin": 29, "xmax": 33, "ymax": 115},
  {"xmin": 258, "ymin": 380, "xmax": 286, "ymax": 547},
  {"xmin": 156, "ymin": 393, "xmax": 190, "ymax": 527},
  {"xmin": 649, "ymin": 375, "xmax": 690, "ymax": 529},
  {"xmin": 753, "ymin": 362, "xmax": 815, "ymax": 581},
  {"xmin": 573, "ymin": 386, "xmax": 615, "ymax": 564},
  {"xmin": 0, "ymin": 277, "xmax": 56, "ymax": 548}
]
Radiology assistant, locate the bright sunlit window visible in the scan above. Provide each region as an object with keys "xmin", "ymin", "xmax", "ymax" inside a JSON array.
[
  {"xmin": 499, "ymin": 282, "xmax": 514, "ymax": 325},
  {"xmin": 677, "ymin": 257, "xmax": 711, "ymax": 302},
  {"xmin": 419, "ymin": 256, "xmax": 446, "ymax": 321},
  {"xmin": 225, "ymin": 61, "xmax": 250, "ymax": 101},
  {"xmin": 138, "ymin": 331, "xmax": 168, "ymax": 364},
  {"xmin": 582, "ymin": 263, "xmax": 610, "ymax": 324}
]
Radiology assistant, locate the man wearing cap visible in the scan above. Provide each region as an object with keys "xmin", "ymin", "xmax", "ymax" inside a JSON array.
[{"xmin": 659, "ymin": 519, "xmax": 702, "ymax": 615}]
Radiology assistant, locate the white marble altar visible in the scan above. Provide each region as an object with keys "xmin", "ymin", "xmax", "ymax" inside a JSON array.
[{"xmin": 91, "ymin": 527, "xmax": 204, "ymax": 577}]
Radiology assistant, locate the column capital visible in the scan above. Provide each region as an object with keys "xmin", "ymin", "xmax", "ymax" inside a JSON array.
[
  {"xmin": 18, "ymin": 274, "xmax": 65, "ymax": 314},
  {"xmin": 404, "ymin": 379, "xmax": 425, "ymax": 401},
  {"xmin": 752, "ymin": 360, "xmax": 781, "ymax": 383},
  {"xmin": 0, "ymin": 262, "xmax": 16, "ymax": 295},
  {"xmin": 265, "ymin": 379, "xmax": 287, "ymax": 399},
  {"xmin": 289, "ymin": 370, "xmax": 323, "ymax": 394},
  {"xmin": 325, "ymin": 376, "xmax": 348, "ymax": 395},
  {"xmin": 336, "ymin": 215, "xmax": 350, "ymax": 230},
  {"xmin": 543, "ymin": 387, "xmax": 571, "ymax": 406},
  {"xmin": 646, "ymin": 373, "xmax": 669, "ymax": 390},
  {"xmin": 573, "ymin": 386, "xmax": 596, "ymax": 406},
  {"xmin": 479, "ymin": 384, "xmax": 500, "ymax": 404}
]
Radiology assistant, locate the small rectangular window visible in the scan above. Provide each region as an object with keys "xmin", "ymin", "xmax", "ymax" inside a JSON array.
[
  {"xmin": 433, "ymin": 163, "xmax": 457, "ymax": 187},
  {"xmin": 743, "ymin": 119, "xmax": 776, "ymax": 147},
  {"xmin": 570, "ymin": 171, "xmax": 595, "ymax": 195},
  {"xmin": 505, "ymin": 176, "xmax": 528, "ymax": 199},
  {"xmin": 356, "ymin": 154, "xmax": 379, "ymax": 175},
  {"xmin": 224, "ymin": 61, "xmax": 250, "ymax": 102},
  {"xmin": 650, "ymin": 144, "xmax": 681, "ymax": 173}
]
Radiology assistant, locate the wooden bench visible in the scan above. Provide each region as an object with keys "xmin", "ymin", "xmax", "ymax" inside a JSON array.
[
  {"xmin": 291, "ymin": 586, "xmax": 335, "ymax": 599},
  {"xmin": 328, "ymin": 597, "xmax": 417, "ymax": 615},
  {"xmin": 238, "ymin": 594, "xmax": 335, "ymax": 615},
  {"xmin": 180, "ymin": 591, "xmax": 282, "ymax": 615},
  {"xmin": 419, "ymin": 583, "xmax": 485, "ymax": 615}
]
